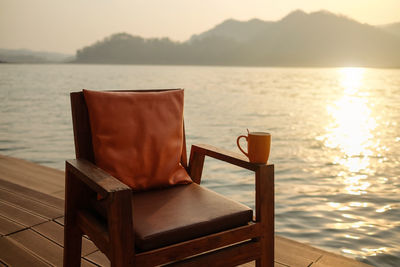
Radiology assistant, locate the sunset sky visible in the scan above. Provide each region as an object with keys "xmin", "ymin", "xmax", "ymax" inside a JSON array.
[{"xmin": 0, "ymin": 0, "xmax": 399, "ymax": 54}]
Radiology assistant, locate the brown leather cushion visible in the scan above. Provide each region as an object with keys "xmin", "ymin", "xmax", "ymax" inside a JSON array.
[
  {"xmin": 83, "ymin": 89, "xmax": 192, "ymax": 191},
  {"xmin": 132, "ymin": 183, "xmax": 253, "ymax": 251}
]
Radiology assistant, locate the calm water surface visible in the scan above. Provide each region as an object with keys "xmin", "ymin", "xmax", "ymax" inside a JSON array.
[{"xmin": 1, "ymin": 64, "xmax": 399, "ymax": 266}]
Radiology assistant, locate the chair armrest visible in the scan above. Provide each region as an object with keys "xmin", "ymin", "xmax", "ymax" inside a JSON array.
[
  {"xmin": 189, "ymin": 144, "xmax": 274, "ymax": 229},
  {"xmin": 66, "ymin": 159, "xmax": 131, "ymax": 198},
  {"xmin": 190, "ymin": 144, "xmax": 268, "ymax": 170},
  {"xmin": 189, "ymin": 144, "xmax": 272, "ymax": 184}
]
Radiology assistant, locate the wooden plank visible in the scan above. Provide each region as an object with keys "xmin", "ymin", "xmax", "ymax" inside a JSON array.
[
  {"xmin": 0, "ymin": 215, "xmax": 25, "ymax": 236},
  {"xmin": 166, "ymin": 241, "xmax": 260, "ymax": 267},
  {"xmin": 85, "ymin": 250, "xmax": 110, "ymax": 267},
  {"xmin": 8, "ymin": 229, "xmax": 64, "ymax": 266},
  {"xmin": 0, "ymin": 178, "xmax": 64, "ymax": 209},
  {"xmin": 312, "ymin": 252, "xmax": 372, "ymax": 267},
  {"xmin": 275, "ymin": 252, "xmax": 313, "ymax": 267},
  {"xmin": 3, "ymin": 222, "xmax": 98, "ymax": 267},
  {"xmin": 240, "ymin": 262, "xmax": 288, "ymax": 267},
  {"xmin": 0, "ymin": 188, "xmax": 63, "ymax": 219},
  {"xmin": 0, "ymin": 155, "xmax": 64, "ymax": 195},
  {"xmin": 275, "ymin": 236, "xmax": 321, "ymax": 267},
  {"xmin": 239, "ymin": 253, "xmax": 312, "ymax": 267},
  {"xmin": 52, "ymin": 189, "xmax": 65, "ymax": 200},
  {"xmin": 0, "ymin": 200, "xmax": 46, "ymax": 227},
  {"xmin": 82, "ymin": 258, "xmax": 101, "ymax": 267},
  {"xmin": 0, "ymin": 237, "xmax": 49, "ymax": 267},
  {"xmin": 54, "ymin": 216, "xmax": 64, "ymax": 226},
  {"xmin": 32, "ymin": 221, "xmax": 98, "ymax": 256}
]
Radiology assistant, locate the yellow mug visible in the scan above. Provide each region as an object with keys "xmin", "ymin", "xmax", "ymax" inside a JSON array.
[{"xmin": 237, "ymin": 132, "xmax": 271, "ymax": 164}]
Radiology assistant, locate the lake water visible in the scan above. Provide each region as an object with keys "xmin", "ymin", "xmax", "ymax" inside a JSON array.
[{"xmin": 1, "ymin": 64, "xmax": 399, "ymax": 266}]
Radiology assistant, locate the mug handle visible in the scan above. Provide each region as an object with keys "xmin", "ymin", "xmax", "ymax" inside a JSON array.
[{"xmin": 236, "ymin": 135, "xmax": 249, "ymax": 158}]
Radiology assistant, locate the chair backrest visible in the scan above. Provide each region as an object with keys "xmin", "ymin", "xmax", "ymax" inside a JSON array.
[{"xmin": 70, "ymin": 89, "xmax": 188, "ymax": 169}]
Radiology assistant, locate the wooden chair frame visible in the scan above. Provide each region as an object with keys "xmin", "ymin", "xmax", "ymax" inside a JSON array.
[{"xmin": 63, "ymin": 90, "xmax": 274, "ymax": 267}]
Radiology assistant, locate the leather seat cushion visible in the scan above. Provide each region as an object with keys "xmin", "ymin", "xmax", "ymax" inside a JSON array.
[{"xmin": 132, "ymin": 183, "xmax": 253, "ymax": 251}]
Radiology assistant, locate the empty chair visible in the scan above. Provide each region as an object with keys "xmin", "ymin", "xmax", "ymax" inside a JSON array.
[{"xmin": 63, "ymin": 89, "xmax": 274, "ymax": 266}]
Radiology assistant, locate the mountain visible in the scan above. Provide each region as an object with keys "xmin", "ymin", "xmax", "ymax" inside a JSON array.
[
  {"xmin": 0, "ymin": 48, "xmax": 74, "ymax": 63},
  {"xmin": 189, "ymin": 18, "xmax": 273, "ymax": 43},
  {"xmin": 74, "ymin": 10, "xmax": 400, "ymax": 68},
  {"xmin": 380, "ymin": 22, "xmax": 400, "ymax": 38},
  {"xmin": 241, "ymin": 10, "xmax": 400, "ymax": 67}
]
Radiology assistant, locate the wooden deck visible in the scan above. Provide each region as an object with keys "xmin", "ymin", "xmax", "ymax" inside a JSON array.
[{"xmin": 0, "ymin": 154, "xmax": 371, "ymax": 267}]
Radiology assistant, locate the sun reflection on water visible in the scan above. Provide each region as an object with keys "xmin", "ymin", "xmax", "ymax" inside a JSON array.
[
  {"xmin": 318, "ymin": 68, "xmax": 380, "ymax": 195},
  {"xmin": 317, "ymin": 68, "xmax": 396, "ymax": 260},
  {"xmin": 324, "ymin": 68, "xmax": 377, "ymax": 160},
  {"xmin": 313, "ymin": 68, "xmax": 400, "ymax": 262},
  {"xmin": 342, "ymin": 247, "xmax": 390, "ymax": 257}
]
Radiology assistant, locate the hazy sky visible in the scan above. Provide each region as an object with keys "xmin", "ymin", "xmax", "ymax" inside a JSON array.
[{"xmin": 1, "ymin": 0, "xmax": 399, "ymax": 54}]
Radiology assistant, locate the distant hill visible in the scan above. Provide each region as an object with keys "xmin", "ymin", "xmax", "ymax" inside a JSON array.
[
  {"xmin": 0, "ymin": 49, "xmax": 74, "ymax": 63},
  {"xmin": 380, "ymin": 22, "xmax": 400, "ymax": 38},
  {"xmin": 74, "ymin": 10, "xmax": 400, "ymax": 68},
  {"xmin": 189, "ymin": 18, "xmax": 273, "ymax": 43}
]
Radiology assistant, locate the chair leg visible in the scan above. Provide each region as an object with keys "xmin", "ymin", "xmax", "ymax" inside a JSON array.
[
  {"xmin": 255, "ymin": 165, "xmax": 275, "ymax": 267},
  {"xmin": 63, "ymin": 224, "xmax": 83, "ymax": 267},
  {"xmin": 256, "ymin": 234, "xmax": 274, "ymax": 267},
  {"xmin": 64, "ymin": 167, "xmax": 86, "ymax": 267},
  {"xmin": 107, "ymin": 190, "xmax": 135, "ymax": 267},
  {"xmin": 257, "ymin": 219, "xmax": 274, "ymax": 267}
]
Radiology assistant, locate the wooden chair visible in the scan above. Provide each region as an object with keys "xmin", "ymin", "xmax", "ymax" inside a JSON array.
[{"xmin": 63, "ymin": 89, "xmax": 274, "ymax": 267}]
